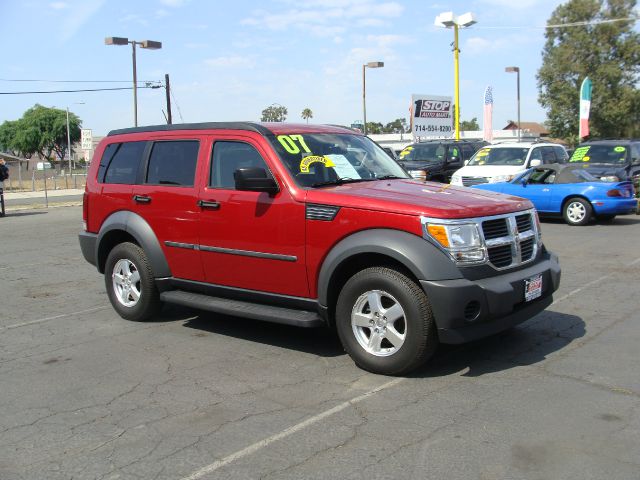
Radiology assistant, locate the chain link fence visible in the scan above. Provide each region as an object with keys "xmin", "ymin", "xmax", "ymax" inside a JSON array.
[{"xmin": 3, "ymin": 161, "xmax": 88, "ymax": 192}]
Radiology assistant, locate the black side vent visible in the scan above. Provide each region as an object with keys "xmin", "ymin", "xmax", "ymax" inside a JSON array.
[
  {"xmin": 306, "ymin": 204, "xmax": 340, "ymax": 221},
  {"xmin": 482, "ymin": 218, "xmax": 509, "ymax": 240}
]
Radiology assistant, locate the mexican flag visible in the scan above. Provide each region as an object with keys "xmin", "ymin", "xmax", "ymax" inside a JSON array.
[{"xmin": 579, "ymin": 77, "xmax": 592, "ymax": 139}]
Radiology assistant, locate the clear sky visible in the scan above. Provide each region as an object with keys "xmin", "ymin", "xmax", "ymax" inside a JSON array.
[{"xmin": 2, "ymin": 0, "xmax": 574, "ymax": 136}]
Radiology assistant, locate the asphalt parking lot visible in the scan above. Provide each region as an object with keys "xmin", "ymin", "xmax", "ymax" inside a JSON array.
[{"xmin": 1, "ymin": 206, "xmax": 639, "ymax": 480}]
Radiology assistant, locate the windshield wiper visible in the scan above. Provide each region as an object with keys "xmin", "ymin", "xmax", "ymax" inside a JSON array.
[{"xmin": 311, "ymin": 177, "xmax": 372, "ymax": 188}]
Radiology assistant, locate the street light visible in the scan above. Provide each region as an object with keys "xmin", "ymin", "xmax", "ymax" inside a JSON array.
[
  {"xmin": 105, "ymin": 36, "xmax": 162, "ymax": 127},
  {"xmin": 362, "ymin": 61, "xmax": 384, "ymax": 135},
  {"xmin": 66, "ymin": 102, "xmax": 84, "ymax": 173},
  {"xmin": 505, "ymin": 66, "xmax": 521, "ymax": 142},
  {"xmin": 434, "ymin": 11, "xmax": 477, "ymax": 140}
]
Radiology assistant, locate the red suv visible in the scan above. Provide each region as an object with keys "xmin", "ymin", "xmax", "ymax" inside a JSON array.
[{"xmin": 80, "ymin": 122, "xmax": 561, "ymax": 375}]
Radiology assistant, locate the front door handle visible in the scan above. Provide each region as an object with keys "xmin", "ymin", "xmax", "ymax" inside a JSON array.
[
  {"xmin": 197, "ymin": 199, "xmax": 220, "ymax": 210},
  {"xmin": 133, "ymin": 195, "xmax": 151, "ymax": 204}
]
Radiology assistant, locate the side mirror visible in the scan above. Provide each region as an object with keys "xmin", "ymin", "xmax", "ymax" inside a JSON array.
[
  {"xmin": 234, "ymin": 167, "xmax": 279, "ymax": 194},
  {"xmin": 529, "ymin": 159, "xmax": 542, "ymax": 167},
  {"xmin": 449, "ymin": 156, "xmax": 459, "ymax": 163}
]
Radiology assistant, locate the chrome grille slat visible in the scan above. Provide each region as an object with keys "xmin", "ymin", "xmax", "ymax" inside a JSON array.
[
  {"xmin": 462, "ymin": 176, "xmax": 489, "ymax": 187},
  {"xmin": 480, "ymin": 210, "xmax": 539, "ymax": 270}
]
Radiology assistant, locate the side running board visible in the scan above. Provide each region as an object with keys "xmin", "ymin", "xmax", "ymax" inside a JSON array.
[{"xmin": 160, "ymin": 290, "xmax": 324, "ymax": 328}]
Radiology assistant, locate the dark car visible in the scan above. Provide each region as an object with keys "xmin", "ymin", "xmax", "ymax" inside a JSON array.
[
  {"xmin": 570, "ymin": 139, "xmax": 640, "ymax": 196},
  {"xmin": 398, "ymin": 139, "xmax": 487, "ymax": 182}
]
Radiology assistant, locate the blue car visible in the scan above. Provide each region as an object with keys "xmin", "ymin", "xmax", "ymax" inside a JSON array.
[{"xmin": 473, "ymin": 163, "xmax": 637, "ymax": 226}]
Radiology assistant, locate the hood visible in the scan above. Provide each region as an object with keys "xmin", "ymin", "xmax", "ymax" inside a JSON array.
[
  {"xmin": 454, "ymin": 165, "xmax": 527, "ymax": 178},
  {"xmin": 305, "ymin": 179, "xmax": 531, "ymax": 219}
]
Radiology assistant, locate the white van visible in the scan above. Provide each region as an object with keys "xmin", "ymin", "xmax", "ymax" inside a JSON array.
[{"xmin": 450, "ymin": 142, "xmax": 568, "ymax": 187}]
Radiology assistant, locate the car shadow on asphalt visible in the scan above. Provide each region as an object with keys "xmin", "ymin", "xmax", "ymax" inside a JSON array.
[
  {"xmin": 410, "ymin": 310, "xmax": 585, "ymax": 379},
  {"xmin": 180, "ymin": 308, "xmax": 345, "ymax": 358}
]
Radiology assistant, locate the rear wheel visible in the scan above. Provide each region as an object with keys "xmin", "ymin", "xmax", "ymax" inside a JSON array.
[
  {"xmin": 105, "ymin": 242, "xmax": 162, "ymax": 321},
  {"xmin": 563, "ymin": 197, "xmax": 592, "ymax": 226},
  {"xmin": 335, "ymin": 267, "xmax": 438, "ymax": 375}
]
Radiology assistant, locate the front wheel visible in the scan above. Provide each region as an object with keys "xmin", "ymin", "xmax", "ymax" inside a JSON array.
[
  {"xmin": 563, "ymin": 197, "xmax": 592, "ymax": 226},
  {"xmin": 104, "ymin": 242, "xmax": 162, "ymax": 321},
  {"xmin": 335, "ymin": 267, "xmax": 438, "ymax": 375}
]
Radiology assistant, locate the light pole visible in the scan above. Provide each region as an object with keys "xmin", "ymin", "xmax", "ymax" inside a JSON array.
[
  {"xmin": 362, "ymin": 61, "xmax": 384, "ymax": 135},
  {"xmin": 505, "ymin": 66, "xmax": 521, "ymax": 142},
  {"xmin": 105, "ymin": 37, "xmax": 162, "ymax": 127},
  {"xmin": 434, "ymin": 12, "xmax": 477, "ymax": 140},
  {"xmin": 66, "ymin": 102, "xmax": 84, "ymax": 173}
]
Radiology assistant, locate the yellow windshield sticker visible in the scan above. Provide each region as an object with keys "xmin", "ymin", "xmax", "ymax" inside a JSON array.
[
  {"xmin": 399, "ymin": 147, "xmax": 412, "ymax": 158},
  {"xmin": 570, "ymin": 146, "xmax": 590, "ymax": 162},
  {"xmin": 277, "ymin": 134, "xmax": 311, "ymax": 154},
  {"xmin": 614, "ymin": 146, "xmax": 626, "ymax": 153},
  {"xmin": 300, "ymin": 155, "xmax": 336, "ymax": 173},
  {"xmin": 476, "ymin": 149, "xmax": 489, "ymax": 156},
  {"xmin": 582, "ymin": 156, "xmax": 590, "ymax": 162}
]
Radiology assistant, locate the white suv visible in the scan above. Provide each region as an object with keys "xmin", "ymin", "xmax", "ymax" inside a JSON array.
[{"xmin": 450, "ymin": 142, "xmax": 568, "ymax": 187}]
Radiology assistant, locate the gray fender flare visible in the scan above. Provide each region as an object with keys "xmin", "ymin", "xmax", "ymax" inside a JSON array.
[
  {"xmin": 317, "ymin": 229, "xmax": 462, "ymax": 307},
  {"xmin": 97, "ymin": 211, "xmax": 171, "ymax": 278}
]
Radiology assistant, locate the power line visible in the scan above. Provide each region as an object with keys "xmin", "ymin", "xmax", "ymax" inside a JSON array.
[
  {"xmin": 0, "ymin": 78, "xmax": 162, "ymax": 84},
  {"xmin": 0, "ymin": 86, "xmax": 162, "ymax": 95}
]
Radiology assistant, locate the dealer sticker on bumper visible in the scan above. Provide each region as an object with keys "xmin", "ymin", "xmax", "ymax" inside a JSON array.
[{"xmin": 525, "ymin": 274, "xmax": 543, "ymax": 302}]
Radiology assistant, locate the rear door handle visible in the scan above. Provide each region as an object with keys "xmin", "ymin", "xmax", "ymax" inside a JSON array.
[
  {"xmin": 133, "ymin": 195, "xmax": 151, "ymax": 204},
  {"xmin": 197, "ymin": 199, "xmax": 220, "ymax": 210}
]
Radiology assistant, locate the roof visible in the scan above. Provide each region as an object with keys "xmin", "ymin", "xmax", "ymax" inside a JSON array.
[
  {"xmin": 484, "ymin": 141, "xmax": 560, "ymax": 149},
  {"xmin": 503, "ymin": 121, "xmax": 549, "ymax": 135},
  {"xmin": 108, "ymin": 122, "xmax": 357, "ymax": 137},
  {"xmin": 579, "ymin": 139, "xmax": 639, "ymax": 146}
]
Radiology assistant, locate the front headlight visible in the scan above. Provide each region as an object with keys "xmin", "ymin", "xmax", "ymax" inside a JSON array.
[
  {"xmin": 421, "ymin": 220, "xmax": 486, "ymax": 264},
  {"xmin": 600, "ymin": 175, "xmax": 619, "ymax": 182},
  {"xmin": 491, "ymin": 174, "xmax": 514, "ymax": 183}
]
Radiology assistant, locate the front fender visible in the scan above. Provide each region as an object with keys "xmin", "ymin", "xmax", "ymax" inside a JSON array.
[
  {"xmin": 96, "ymin": 211, "xmax": 171, "ymax": 278},
  {"xmin": 317, "ymin": 229, "xmax": 462, "ymax": 307}
]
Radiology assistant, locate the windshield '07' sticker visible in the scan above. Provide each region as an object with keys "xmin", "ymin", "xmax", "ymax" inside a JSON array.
[
  {"xmin": 614, "ymin": 146, "xmax": 626, "ymax": 153},
  {"xmin": 300, "ymin": 155, "xmax": 335, "ymax": 173},
  {"xmin": 570, "ymin": 146, "xmax": 591, "ymax": 162},
  {"xmin": 277, "ymin": 134, "xmax": 311, "ymax": 154}
]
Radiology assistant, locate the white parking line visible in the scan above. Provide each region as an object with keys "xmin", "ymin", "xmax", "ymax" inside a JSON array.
[
  {"xmin": 1, "ymin": 306, "xmax": 109, "ymax": 331},
  {"xmin": 180, "ymin": 377, "xmax": 404, "ymax": 480}
]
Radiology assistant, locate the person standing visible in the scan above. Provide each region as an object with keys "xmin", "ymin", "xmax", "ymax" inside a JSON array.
[{"xmin": 0, "ymin": 158, "xmax": 8, "ymax": 216}]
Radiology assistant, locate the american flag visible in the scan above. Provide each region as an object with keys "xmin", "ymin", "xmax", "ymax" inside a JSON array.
[{"xmin": 483, "ymin": 86, "xmax": 493, "ymax": 142}]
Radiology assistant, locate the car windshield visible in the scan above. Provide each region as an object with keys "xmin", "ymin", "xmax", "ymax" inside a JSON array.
[
  {"xmin": 269, "ymin": 133, "xmax": 409, "ymax": 188},
  {"xmin": 468, "ymin": 147, "xmax": 529, "ymax": 166},
  {"xmin": 570, "ymin": 145, "xmax": 629, "ymax": 164},
  {"xmin": 398, "ymin": 144, "xmax": 444, "ymax": 163}
]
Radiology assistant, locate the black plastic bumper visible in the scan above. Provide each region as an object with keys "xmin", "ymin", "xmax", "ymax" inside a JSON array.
[
  {"xmin": 421, "ymin": 252, "xmax": 561, "ymax": 344},
  {"xmin": 79, "ymin": 231, "xmax": 98, "ymax": 267}
]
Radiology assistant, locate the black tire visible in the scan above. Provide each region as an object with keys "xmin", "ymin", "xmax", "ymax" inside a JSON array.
[
  {"xmin": 104, "ymin": 242, "xmax": 162, "ymax": 322},
  {"xmin": 335, "ymin": 267, "xmax": 438, "ymax": 375},
  {"xmin": 596, "ymin": 214, "xmax": 616, "ymax": 223},
  {"xmin": 563, "ymin": 197, "xmax": 592, "ymax": 226}
]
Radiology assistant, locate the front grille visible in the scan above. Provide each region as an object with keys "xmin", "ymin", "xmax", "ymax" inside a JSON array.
[
  {"xmin": 462, "ymin": 176, "xmax": 488, "ymax": 187},
  {"xmin": 482, "ymin": 218, "xmax": 509, "ymax": 239},
  {"xmin": 516, "ymin": 213, "xmax": 532, "ymax": 233},
  {"xmin": 481, "ymin": 210, "xmax": 539, "ymax": 270},
  {"xmin": 488, "ymin": 245, "xmax": 513, "ymax": 268}
]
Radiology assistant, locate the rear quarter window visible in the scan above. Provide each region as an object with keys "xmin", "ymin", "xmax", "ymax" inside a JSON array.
[{"xmin": 100, "ymin": 141, "xmax": 147, "ymax": 184}]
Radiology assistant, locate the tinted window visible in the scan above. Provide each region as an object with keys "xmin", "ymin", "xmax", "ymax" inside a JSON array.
[
  {"xmin": 460, "ymin": 144, "xmax": 476, "ymax": 160},
  {"xmin": 210, "ymin": 142, "xmax": 270, "ymax": 189},
  {"xmin": 541, "ymin": 147, "xmax": 556, "ymax": 164},
  {"xmin": 102, "ymin": 141, "xmax": 146, "ymax": 184},
  {"xmin": 146, "ymin": 141, "xmax": 199, "ymax": 186},
  {"xmin": 529, "ymin": 147, "xmax": 542, "ymax": 161},
  {"xmin": 553, "ymin": 146, "xmax": 568, "ymax": 162}
]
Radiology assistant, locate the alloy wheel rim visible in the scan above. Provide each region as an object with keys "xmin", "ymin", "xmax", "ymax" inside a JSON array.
[
  {"xmin": 567, "ymin": 201, "xmax": 586, "ymax": 223},
  {"xmin": 351, "ymin": 289, "xmax": 406, "ymax": 357},
  {"xmin": 112, "ymin": 259, "xmax": 141, "ymax": 307}
]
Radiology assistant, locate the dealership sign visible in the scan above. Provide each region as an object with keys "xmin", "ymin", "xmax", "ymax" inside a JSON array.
[{"xmin": 411, "ymin": 94, "xmax": 453, "ymax": 137}]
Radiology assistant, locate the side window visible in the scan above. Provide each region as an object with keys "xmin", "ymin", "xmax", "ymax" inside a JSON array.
[
  {"xmin": 541, "ymin": 147, "xmax": 556, "ymax": 164},
  {"xmin": 102, "ymin": 141, "xmax": 146, "ymax": 184},
  {"xmin": 631, "ymin": 144, "xmax": 640, "ymax": 162},
  {"xmin": 528, "ymin": 147, "xmax": 542, "ymax": 163},
  {"xmin": 210, "ymin": 141, "xmax": 270, "ymax": 189},
  {"xmin": 449, "ymin": 146, "xmax": 460, "ymax": 160},
  {"xmin": 553, "ymin": 146, "xmax": 568, "ymax": 162},
  {"xmin": 461, "ymin": 144, "xmax": 475, "ymax": 160},
  {"xmin": 146, "ymin": 141, "xmax": 199, "ymax": 187}
]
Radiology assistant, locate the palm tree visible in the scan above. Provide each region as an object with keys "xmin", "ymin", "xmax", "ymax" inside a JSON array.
[{"xmin": 301, "ymin": 108, "xmax": 313, "ymax": 124}]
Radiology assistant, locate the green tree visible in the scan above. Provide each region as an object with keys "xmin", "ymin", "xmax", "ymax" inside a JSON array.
[
  {"xmin": 301, "ymin": 108, "xmax": 313, "ymax": 123},
  {"xmin": 460, "ymin": 117, "xmax": 480, "ymax": 131},
  {"xmin": 383, "ymin": 118, "xmax": 408, "ymax": 133},
  {"xmin": 537, "ymin": 0, "xmax": 640, "ymax": 142},
  {"xmin": 365, "ymin": 122, "xmax": 384, "ymax": 134},
  {"xmin": 261, "ymin": 104, "xmax": 288, "ymax": 122}
]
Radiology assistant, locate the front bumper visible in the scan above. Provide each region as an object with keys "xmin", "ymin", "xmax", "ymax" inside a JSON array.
[{"xmin": 421, "ymin": 251, "xmax": 561, "ymax": 344}]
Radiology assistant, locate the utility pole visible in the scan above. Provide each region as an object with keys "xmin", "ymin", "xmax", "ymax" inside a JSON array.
[{"xmin": 165, "ymin": 74, "xmax": 172, "ymax": 124}]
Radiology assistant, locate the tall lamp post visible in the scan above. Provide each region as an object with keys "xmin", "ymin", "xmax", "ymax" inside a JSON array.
[
  {"xmin": 362, "ymin": 61, "xmax": 384, "ymax": 135},
  {"xmin": 505, "ymin": 66, "xmax": 521, "ymax": 142},
  {"xmin": 434, "ymin": 12, "xmax": 477, "ymax": 140},
  {"xmin": 66, "ymin": 102, "xmax": 84, "ymax": 173},
  {"xmin": 105, "ymin": 37, "xmax": 162, "ymax": 127}
]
